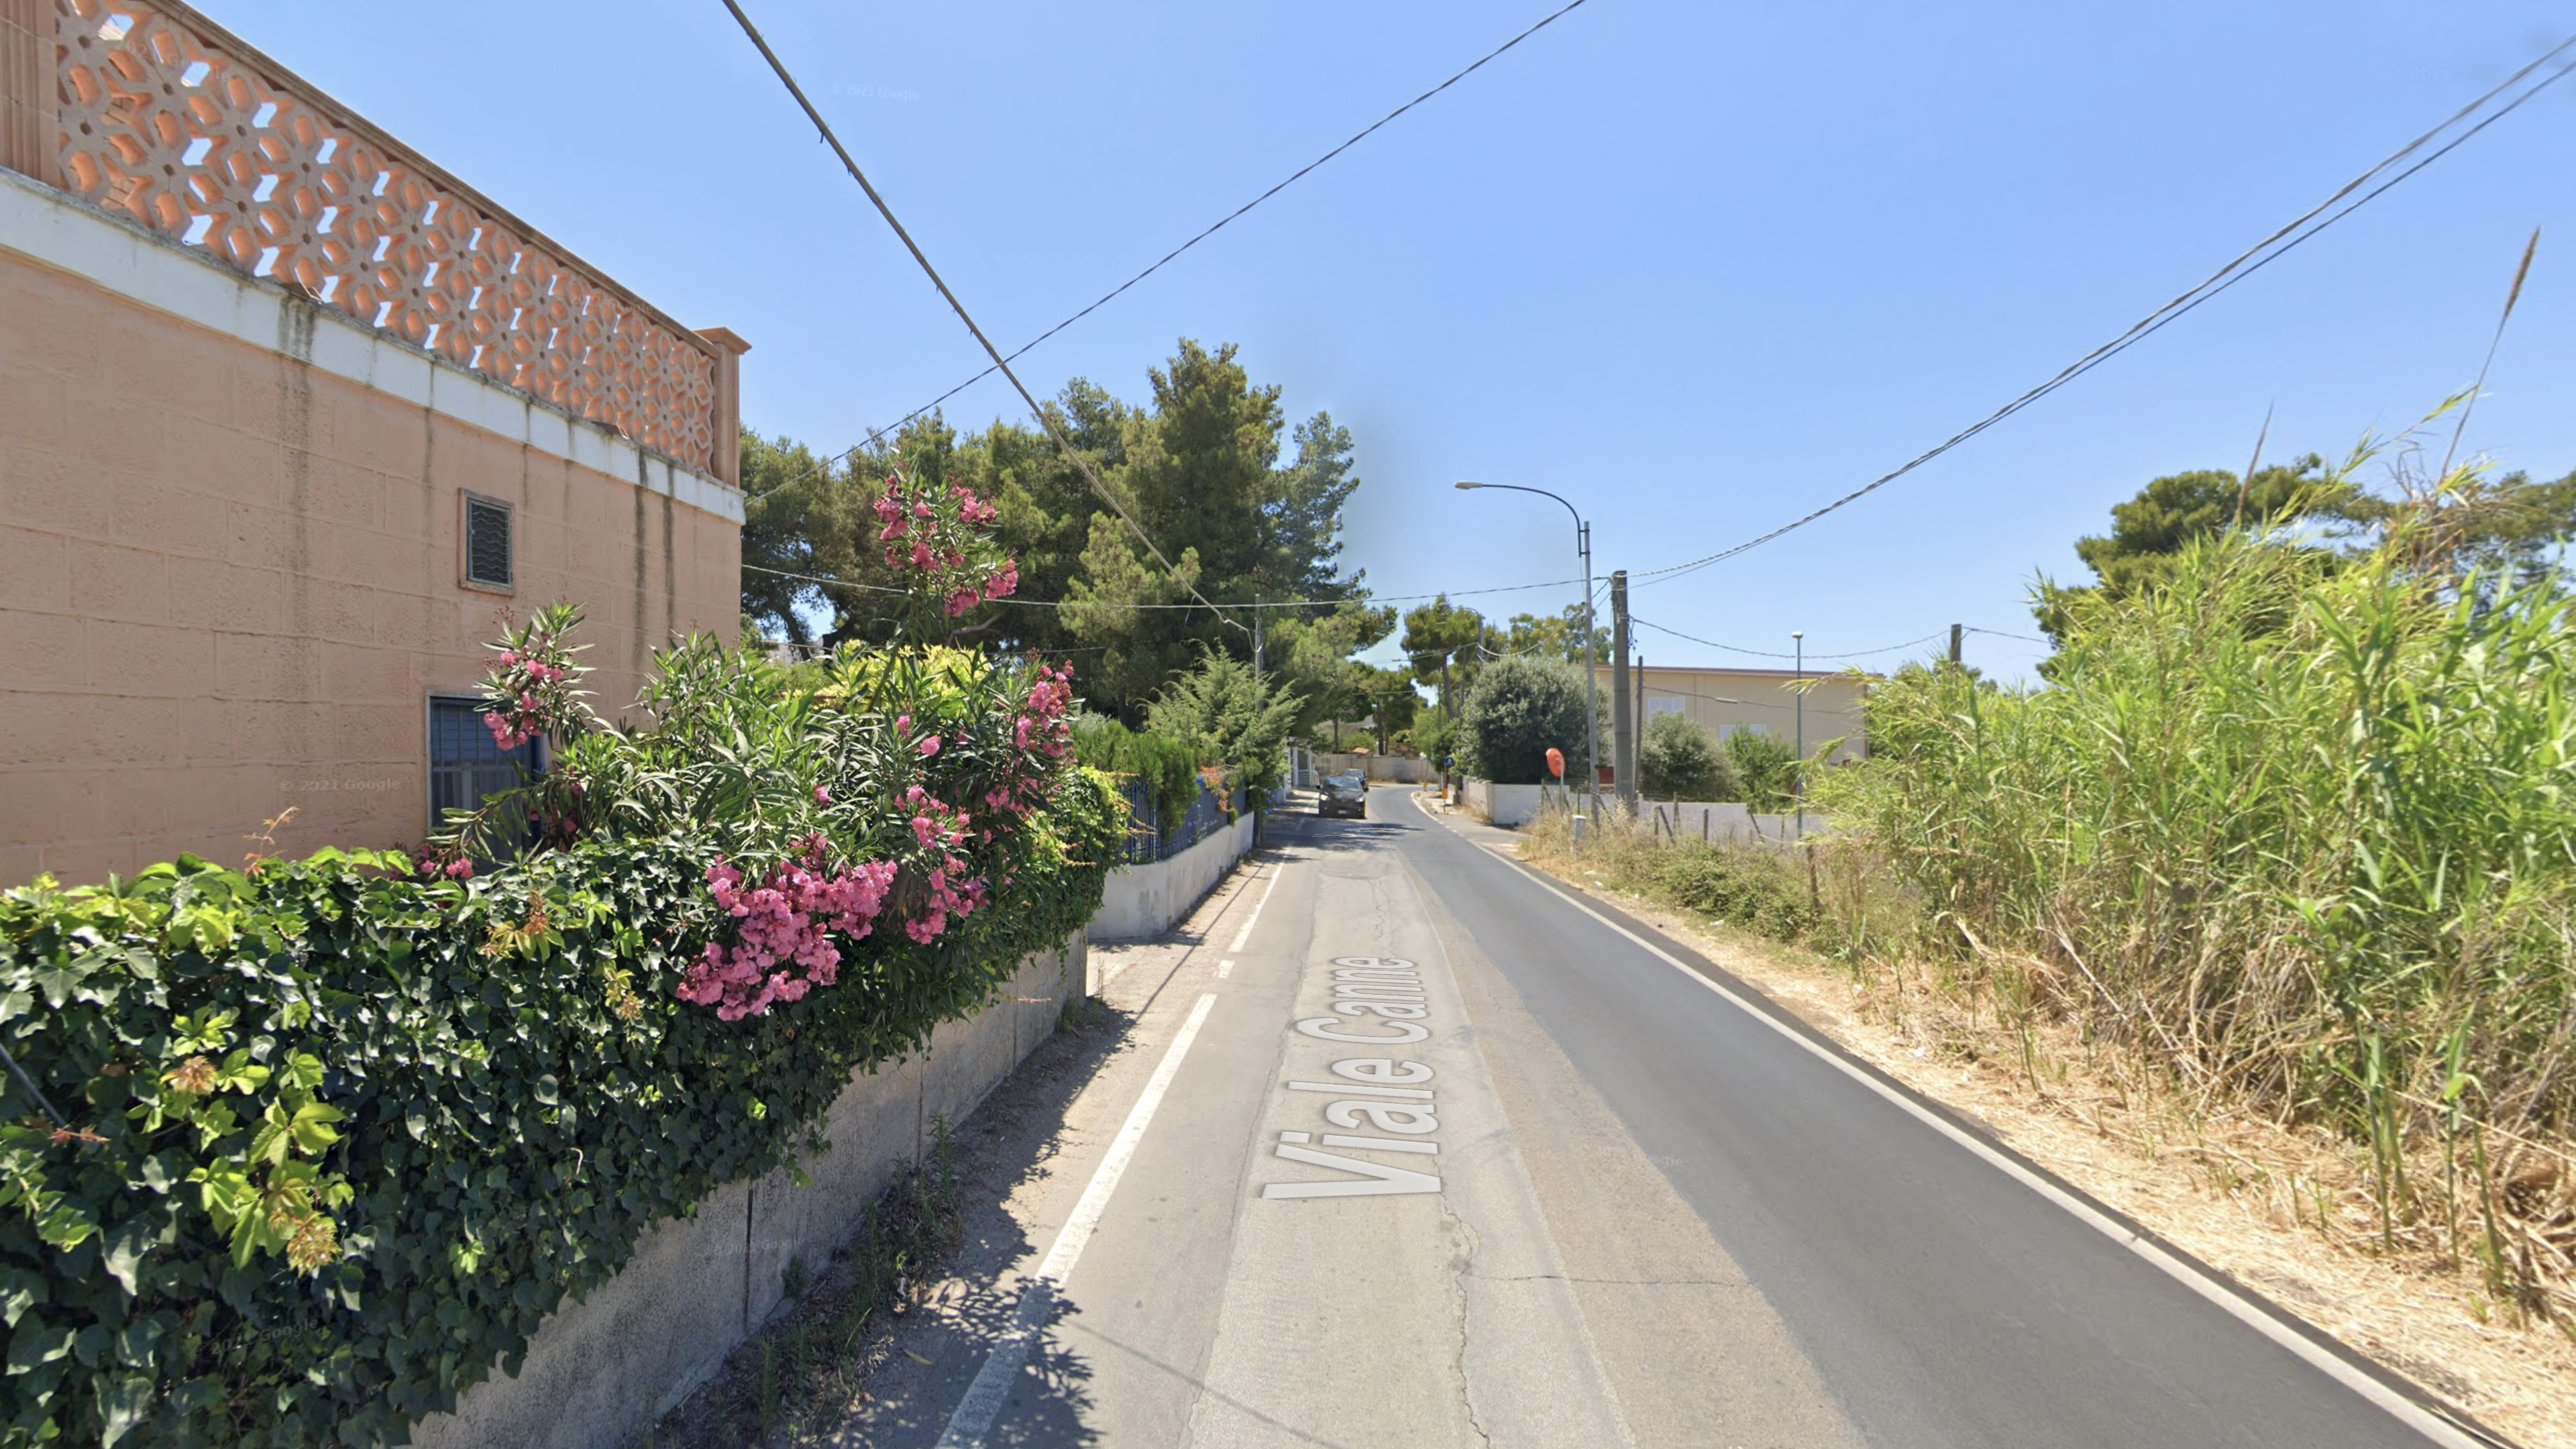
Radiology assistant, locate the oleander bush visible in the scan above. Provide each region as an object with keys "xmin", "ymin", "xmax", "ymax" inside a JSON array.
[{"xmin": 0, "ymin": 471, "xmax": 1125, "ymax": 1446}]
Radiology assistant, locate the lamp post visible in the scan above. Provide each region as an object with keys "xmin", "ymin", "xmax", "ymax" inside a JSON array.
[
  {"xmin": 1791, "ymin": 630, "xmax": 1805, "ymax": 839},
  {"xmin": 1454, "ymin": 482, "xmax": 1599, "ymax": 829}
]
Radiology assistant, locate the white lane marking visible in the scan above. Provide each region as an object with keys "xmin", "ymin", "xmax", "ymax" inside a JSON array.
[
  {"xmin": 935, "ymin": 993, "xmax": 1219, "ymax": 1448},
  {"xmin": 1411, "ymin": 794, "xmax": 2493, "ymax": 1449},
  {"xmin": 1216, "ymin": 958, "xmax": 1233, "ymax": 979},
  {"xmin": 1230, "ymin": 859, "xmax": 1287, "ymax": 951}
]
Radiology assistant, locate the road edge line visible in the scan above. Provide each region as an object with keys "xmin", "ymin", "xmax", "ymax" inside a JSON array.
[
  {"xmin": 1407, "ymin": 793, "xmax": 2509, "ymax": 1449},
  {"xmin": 936, "ymin": 991, "xmax": 1220, "ymax": 1448}
]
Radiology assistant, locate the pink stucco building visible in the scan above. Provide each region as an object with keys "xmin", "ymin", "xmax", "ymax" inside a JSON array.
[{"xmin": 1, "ymin": 0, "xmax": 747, "ymax": 883}]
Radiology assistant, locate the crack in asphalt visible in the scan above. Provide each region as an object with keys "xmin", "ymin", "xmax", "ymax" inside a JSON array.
[{"xmin": 1440, "ymin": 1192, "xmax": 1495, "ymax": 1448}]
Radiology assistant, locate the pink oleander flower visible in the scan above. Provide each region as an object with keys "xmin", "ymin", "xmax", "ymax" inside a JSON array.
[
  {"xmin": 918, "ymin": 735, "xmax": 941, "ymax": 757},
  {"xmin": 814, "ymin": 783, "xmax": 831, "ymax": 804}
]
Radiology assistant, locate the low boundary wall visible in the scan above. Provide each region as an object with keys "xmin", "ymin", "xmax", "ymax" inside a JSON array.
[
  {"xmin": 1462, "ymin": 780, "xmax": 1544, "ymax": 826},
  {"xmin": 1316, "ymin": 753, "xmax": 1433, "ymax": 784},
  {"xmin": 407, "ymin": 936, "xmax": 1087, "ymax": 1449},
  {"xmin": 1089, "ymin": 810, "xmax": 1258, "ymax": 945},
  {"xmin": 1640, "ymin": 800, "xmax": 1823, "ymax": 843}
]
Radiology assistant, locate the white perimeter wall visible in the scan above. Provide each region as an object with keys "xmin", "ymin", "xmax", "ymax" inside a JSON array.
[
  {"xmin": 1635, "ymin": 800, "xmax": 1825, "ymax": 843},
  {"xmin": 1462, "ymin": 780, "xmax": 1544, "ymax": 826},
  {"xmin": 1090, "ymin": 810, "xmax": 1258, "ymax": 943}
]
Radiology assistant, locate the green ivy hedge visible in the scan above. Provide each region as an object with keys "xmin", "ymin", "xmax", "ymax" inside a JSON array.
[{"xmin": 0, "ymin": 615, "xmax": 1126, "ymax": 1447}]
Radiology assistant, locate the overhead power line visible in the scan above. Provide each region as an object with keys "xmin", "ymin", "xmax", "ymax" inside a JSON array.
[
  {"xmin": 1628, "ymin": 32, "xmax": 2576, "ymax": 590},
  {"xmin": 743, "ymin": 0, "xmax": 1596, "ymax": 506},
  {"xmin": 720, "ymin": 0, "xmax": 1250, "ymax": 637},
  {"xmin": 1966, "ymin": 626, "xmax": 2051, "ymax": 645},
  {"xmin": 1632, "ymin": 617, "xmax": 1947, "ymax": 661}
]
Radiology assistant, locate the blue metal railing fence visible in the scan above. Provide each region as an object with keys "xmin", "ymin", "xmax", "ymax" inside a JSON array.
[{"xmin": 1110, "ymin": 776, "xmax": 1254, "ymax": 865}]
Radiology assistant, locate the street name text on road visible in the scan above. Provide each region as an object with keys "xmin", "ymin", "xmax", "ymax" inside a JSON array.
[{"xmin": 1265, "ymin": 957, "xmax": 1444, "ymax": 1197}]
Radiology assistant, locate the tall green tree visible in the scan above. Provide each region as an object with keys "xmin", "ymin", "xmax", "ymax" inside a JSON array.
[
  {"xmin": 1343, "ymin": 661, "xmax": 1422, "ymax": 751},
  {"xmin": 2035, "ymin": 455, "xmax": 2367, "ymax": 641},
  {"xmin": 2039, "ymin": 453, "xmax": 2576, "ymax": 642},
  {"xmin": 1497, "ymin": 602, "xmax": 1606, "ymax": 666},
  {"xmin": 1146, "ymin": 649, "xmax": 1303, "ymax": 794},
  {"xmin": 739, "ymin": 341, "xmax": 1377, "ymax": 718},
  {"xmin": 1401, "ymin": 596, "xmax": 1485, "ymax": 720}
]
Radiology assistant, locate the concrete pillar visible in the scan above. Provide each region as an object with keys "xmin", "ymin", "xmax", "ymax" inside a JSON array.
[
  {"xmin": 696, "ymin": 327, "xmax": 753, "ymax": 488},
  {"xmin": 0, "ymin": 0, "xmax": 58, "ymax": 187}
]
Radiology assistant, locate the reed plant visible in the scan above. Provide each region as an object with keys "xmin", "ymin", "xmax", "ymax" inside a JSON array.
[{"xmin": 1817, "ymin": 486, "xmax": 2576, "ymax": 1318}]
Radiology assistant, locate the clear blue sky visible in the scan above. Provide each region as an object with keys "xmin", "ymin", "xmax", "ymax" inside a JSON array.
[{"xmin": 218, "ymin": 1, "xmax": 2576, "ymax": 682}]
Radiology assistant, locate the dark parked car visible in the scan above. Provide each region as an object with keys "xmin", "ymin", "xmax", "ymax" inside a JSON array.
[{"xmin": 1318, "ymin": 772, "xmax": 1368, "ymax": 818}]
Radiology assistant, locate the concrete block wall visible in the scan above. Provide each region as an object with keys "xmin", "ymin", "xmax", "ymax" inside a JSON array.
[
  {"xmin": 1635, "ymin": 800, "xmax": 1823, "ymax": 843},
  {"xmin": 1089, "ymin": 811, "xmax": 1257, "ymax": 942},
  {"xmin": 408, "ymin": 936, "xmax": 1085, "ymax": 1449},
  {"xmin": 1462, "ymin": 780, "xmax": 1544, "ymax": 826}
]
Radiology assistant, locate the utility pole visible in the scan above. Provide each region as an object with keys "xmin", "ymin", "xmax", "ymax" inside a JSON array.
[
  {"xmin": 1792, "ymin": 630, "xmax": 1805, "ymax": 839},
  {"xmin": 1949, "ymin": 622, "xmax": 1963, "ymax": 667},
  {"xmin": 1610, "ymin": 571, "xmax": 1634, "ymax": 811},
  {"xmin": 1635, "ymin": 653, "xmax": 1647, "ymax": 757}
]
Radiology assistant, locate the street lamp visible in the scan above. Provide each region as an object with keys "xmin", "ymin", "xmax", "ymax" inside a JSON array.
[
  {"xmin": 1790, "ymin": 630, "xmax": 1805, "ymax": 839},
  {"xmin": 1454, "ymin": 482, "xmax": 1600, "ymax": 826}
]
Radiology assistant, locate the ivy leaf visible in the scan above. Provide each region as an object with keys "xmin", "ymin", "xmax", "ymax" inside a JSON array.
[
  {"xmin": 98, "ymin": 1371, "xmax": 156, "ymax": 1447},
  {"xmin": 101, "ymin": 1222, "xmax": 150, "ymax": 1297},
  {"xmin": 36, "ymin": 1200, "xmax": 98, "ymax": 1250},
  {"xmin": 288, "ymin": 1102, "xmax": 343, "ymax": 1155},
  {"xmin": 30, "ymin": 956, "xmax": 91, "ymax": 1009},
  {"xmin": 5, "ymin": 1320, "xmax": 72, "ymax": 1374},
  {"xmin": 250, "ymin": 1119, "xmax": 290, "ymax": 1169},
  {"xmin": 533, "ymin": 1075, "xmax": 559, "ymax": 1107},
  {"xmin": 138, "ymin": 1153, "xmax": 178, "ymax": 1195},
  {"xmin": 0, "ymin": 1267, "xmax": 42, "ymax": 1328}
]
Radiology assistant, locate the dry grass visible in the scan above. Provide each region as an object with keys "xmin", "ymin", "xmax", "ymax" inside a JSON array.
[{"xmin": 1517, "ymin": 820, "xmax": 2576, "ymax": 1448}]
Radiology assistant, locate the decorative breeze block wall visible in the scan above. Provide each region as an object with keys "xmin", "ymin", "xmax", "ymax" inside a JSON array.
[{"xmin": 49, "ymin": 0, "xmax": 721, "ymax": 473}]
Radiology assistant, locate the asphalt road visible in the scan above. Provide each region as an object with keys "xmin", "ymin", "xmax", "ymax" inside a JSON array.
[{"xmin": 874, "ymin": 784, "xmax": 2480, "ymax": 1448}]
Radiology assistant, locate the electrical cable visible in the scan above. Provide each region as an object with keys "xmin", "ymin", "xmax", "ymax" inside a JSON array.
[
  {"xmin": 720, "ymin": 0, "xmax": 1252, "ymax": 637},
  {"xmin": 1632, "ymin": 617, "xmax": 1947, "ymax": 661},
  {"xmin": 1966, "ymin": 625, "xmax": 2051, "ymax": 645},
  {"xmin": 1626, "ymin": 35, "xmax": 2576, "ymax": 590},
  {"xmin": 743, "ymin": 0, "xmax": 1597, "ymax": 506}
]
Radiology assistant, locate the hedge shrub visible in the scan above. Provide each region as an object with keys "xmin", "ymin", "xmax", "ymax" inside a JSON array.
[
  {"xmin": 1069, "ymin": 716, "xmax": 1201, "ymax": 835},
  {"xmin": 0, "ymin": 600, "xmax": 1123, "ymax": 1446},
  {"xmin": 1458, "ymin": 654, "xmax": 1590, "ymax": 785},
  {"xmin": 1638, "ymin": 713, "xmax": 1740, "ymax": 800}
]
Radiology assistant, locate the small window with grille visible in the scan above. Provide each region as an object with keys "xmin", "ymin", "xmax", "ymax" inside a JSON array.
[
  {"xmin": 462, "ymin": 492, "xmax": 513, "ymax": 591},
  {"xmin": 428, "ymin": 696, "xmax": 541, "ymax": 837}
]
